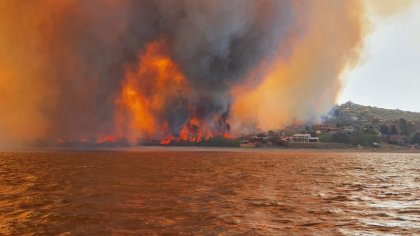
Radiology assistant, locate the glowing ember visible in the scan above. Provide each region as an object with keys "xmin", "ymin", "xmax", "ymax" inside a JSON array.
[{"xmin": 96, "ymin": 135, "xmax": 120, "ymax": 144}]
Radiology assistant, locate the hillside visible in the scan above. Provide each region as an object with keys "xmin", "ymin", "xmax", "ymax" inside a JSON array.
[
  {"xmin": 332, "ymin": 102, "xmax": 420, "ymax": 124},
  {"xmin": 324, "ymin": 102, "xmax": 420, "ymax": 145}
]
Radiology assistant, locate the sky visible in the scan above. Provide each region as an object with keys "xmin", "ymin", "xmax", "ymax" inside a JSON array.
[{"xmin": 339, "ymin": 1, "xmax": 420, "ymax": 112}]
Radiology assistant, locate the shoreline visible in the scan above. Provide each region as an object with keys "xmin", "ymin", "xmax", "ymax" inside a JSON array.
[{"xmin": 1, "ymin": 145, "xmax": 419, "ymax": 154}]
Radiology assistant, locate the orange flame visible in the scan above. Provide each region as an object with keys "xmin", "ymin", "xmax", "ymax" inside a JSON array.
[
  {"xmin": 115, "ymin": 39, "xmax": 188, "ymax": 141},
  {"xmin": 96, "ymin": 135, "xmax": 119, "ymax": 144},
  {"xmin": 115, "ymin": 39, "xmax": 231, "ymax": 144}
]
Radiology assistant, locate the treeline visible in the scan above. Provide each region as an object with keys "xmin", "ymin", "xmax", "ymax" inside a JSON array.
[
  {"xmin": 319, "ymin": 118, "xmax": 420, "ymax": 146},
  {"xmin": 379, "ymin": 118, "xmax": 415, "ymax": 136},
  {"xmin": 319, "ymin": 131, "xmax": 381, "ymax": 146},
  {"xmin": 379, "ymin": 118, "xmax": 419, "ymax": 145}
]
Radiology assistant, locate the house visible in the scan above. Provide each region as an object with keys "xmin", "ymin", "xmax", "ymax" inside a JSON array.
[
  {"xmin": 309, "ymin": 137, "xmax": 319, "ymax": 143},
  {"xmin": 293, "ymin": 134, "xmax": 312, "ymax": 143},
  {"xmin": 315, "ymin": 125, "xmax": 338, "ymax": 135}
]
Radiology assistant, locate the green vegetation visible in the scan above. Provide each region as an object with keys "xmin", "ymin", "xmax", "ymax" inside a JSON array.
[
  {"xmin": 318, "ymin": 134, "xmax": 332, "ymax": 143},
  {"xmin": 348, "ymin": 132, "xmax": 381, "ymax": 146},
  {"xmin": 319, "ymin": 132, "xmax": 381, "ymax": 146},
  {"xmin": 322, "ymin": 102, "xmax": 420, "ymax": 146},
  {"xmin": 335, "ymin": 102, "xmax": 420, "ymax": 123},
  {"xmin": 398, "ymin": 118, "xmax": 415, "ymax": 136},
  {"xmin": 412, "ymin": 133, "xmax": 420, "ymax": 144}
]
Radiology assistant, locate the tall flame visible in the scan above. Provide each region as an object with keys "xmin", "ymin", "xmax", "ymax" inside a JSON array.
[
  {"xmin": 116, "ymin": 40, "xmax": 188, "ymax": 141},
  {"xmin": 115, "ymin": 40, "xmax": 231, "ymax": 144}
]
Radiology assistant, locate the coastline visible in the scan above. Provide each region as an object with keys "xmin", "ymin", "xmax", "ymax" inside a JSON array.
[
  {"xmin": 126, "ymin": 146, "xmax": 420, "ymax": 153},
  {"xmin": 2, "ymin": 145, "xmax": 419, "ymax": 154}
]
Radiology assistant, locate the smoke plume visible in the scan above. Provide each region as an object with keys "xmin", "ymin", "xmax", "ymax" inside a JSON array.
[{"xmin": 0, "ymin": 0, "xmax": 367, "ymax": 146}]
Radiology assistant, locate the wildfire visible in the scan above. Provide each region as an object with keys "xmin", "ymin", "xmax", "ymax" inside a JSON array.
[
  {"xmin": 96, "ymin": 135, "xmax": 120, "ymax": 144},
  {"xmin": 115, "ymin": 39, "xmax": 231, "ymax": 144},
  {"xmin": 160, "ymin": 118, "xmax": 213, "ymax": 145},
  {"xmin": 0, "ymin": 1, "xmax": 368, "ymax": 147},
  {"xmin": 55, "ymin": 135, "xmax": 126, "ymax": 146},
  {"xmin": 115, "ymin": 39, "xmax": 188, "ymax": 140}
]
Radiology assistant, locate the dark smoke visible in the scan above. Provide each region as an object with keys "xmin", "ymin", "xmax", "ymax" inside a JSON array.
[
  {"xmin": 156, "ymin": 1, "xmax": 300, "ymax": 134},
  {"xmin": 27, "ymin": 0, "xmax": 302, "ymax": 140},
  {"xmin": 4, "ymin": 0, "xmax": 366, "ymax": 145}
]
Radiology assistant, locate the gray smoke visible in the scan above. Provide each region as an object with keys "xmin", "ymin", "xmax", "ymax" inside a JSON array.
[
  {"xmin": 154, "ymin": 1, "xmax": 299, "ymax": 135},
  {"xmin": 0, "ymin": 0, "xmax": 308, "ymax": 142}
]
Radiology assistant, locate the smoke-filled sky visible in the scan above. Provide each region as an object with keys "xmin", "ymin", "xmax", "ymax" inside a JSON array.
[
  {"xmin": 340, "ymin": 0, "xmax": 420, "ymax": 112},
  {"xmin": 0, "ymin": 0, "xmax": 415, "ymax": 146}
]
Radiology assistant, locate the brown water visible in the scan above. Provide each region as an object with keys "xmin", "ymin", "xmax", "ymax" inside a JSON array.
[{"xmin": 0, "ymin": 149, "xmax": 419, "ymax": 235}]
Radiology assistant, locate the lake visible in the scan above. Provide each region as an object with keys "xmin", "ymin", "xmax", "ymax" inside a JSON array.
[{"xmin": 0, "ymin": 149, "xmax": 419, "ymax": 235}]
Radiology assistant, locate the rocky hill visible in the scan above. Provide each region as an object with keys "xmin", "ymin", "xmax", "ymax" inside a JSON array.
[
  {"xmin": 332, "ymin": 101, "xmax": 420, "ymax": 124},
  {"xmin": 324, "ymin": 102, "xmax": 420, "ymax": 144}
]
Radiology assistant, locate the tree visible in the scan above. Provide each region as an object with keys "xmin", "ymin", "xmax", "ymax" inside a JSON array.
[
  {"xmin": 365, "ymin": 126, "xmax": 378, "ymax": 135},
  {"xmin": 390, "ymin": 125, "xmax": 398, "ymax": 135},
  {"xmin": 350, "ymin": 132, "xmax": 381, "ymax": 146},
  {"xmin": 331, "ymin": 133, "xmax": 350, "ymax": 143},
  {"xmin": 319, "ymin": 134, "xmax": 332, "ymax": 143},
  {"xmin": 399, "ymin": 118, "xmax": 415, "ymax": 136},
  {"xmin": 305, "ymin": 126, "xmax": 316, "ymax": 136},
  {"xmin": 380, "ymin": 125, "xmax": 389, "ymax": 135},
  {"xmin": 412, "ymin": 132, "xmax": 420, "ymax": 144}
]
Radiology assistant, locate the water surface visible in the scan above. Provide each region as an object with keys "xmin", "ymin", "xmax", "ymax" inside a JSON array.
[{"xmin": 0, "ymin": 149, "xmax": 419, "ymax": 235}]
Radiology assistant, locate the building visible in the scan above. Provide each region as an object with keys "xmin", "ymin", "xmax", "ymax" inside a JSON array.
[
  {"xmin": 315, "ymin": 125, "xmax": 338, "ymax": 135},
  {"xmin": 309, "ymin": 137, "xmax": 319, "ymax": 143},
  {"xmin": 293, "ymin": 134, "xmax": 312, "ymax": 143}
]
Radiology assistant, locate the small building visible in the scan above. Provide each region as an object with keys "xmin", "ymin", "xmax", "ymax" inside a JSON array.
[
  {"xmin": 293, "ymin": 134, "xmax": 312, "ymax": 143},
  {"xmin": 315, "ymin": 125, "xmax": 338, "ymax": 135},
  {"xmin": 309, "ymin": 137, "xmax": 319, "ymax": 143}
]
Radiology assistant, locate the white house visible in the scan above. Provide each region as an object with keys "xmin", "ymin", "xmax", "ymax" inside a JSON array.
[{"xmin": 293, "ymin": 134, "xmax": 312, "ymax": 143}]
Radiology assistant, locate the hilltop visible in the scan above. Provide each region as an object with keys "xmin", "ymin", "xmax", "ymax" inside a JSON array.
[
  {"xmin": 326, "ymin": 101, "xmax": 420, "ymax": 133},
  {"xmin": 331, "ymin": 101, "xmax": 420, "ymax": 124},
  {"xmin": 318, "ymin": 101, "xmax": 420, "ymax": 146}
]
